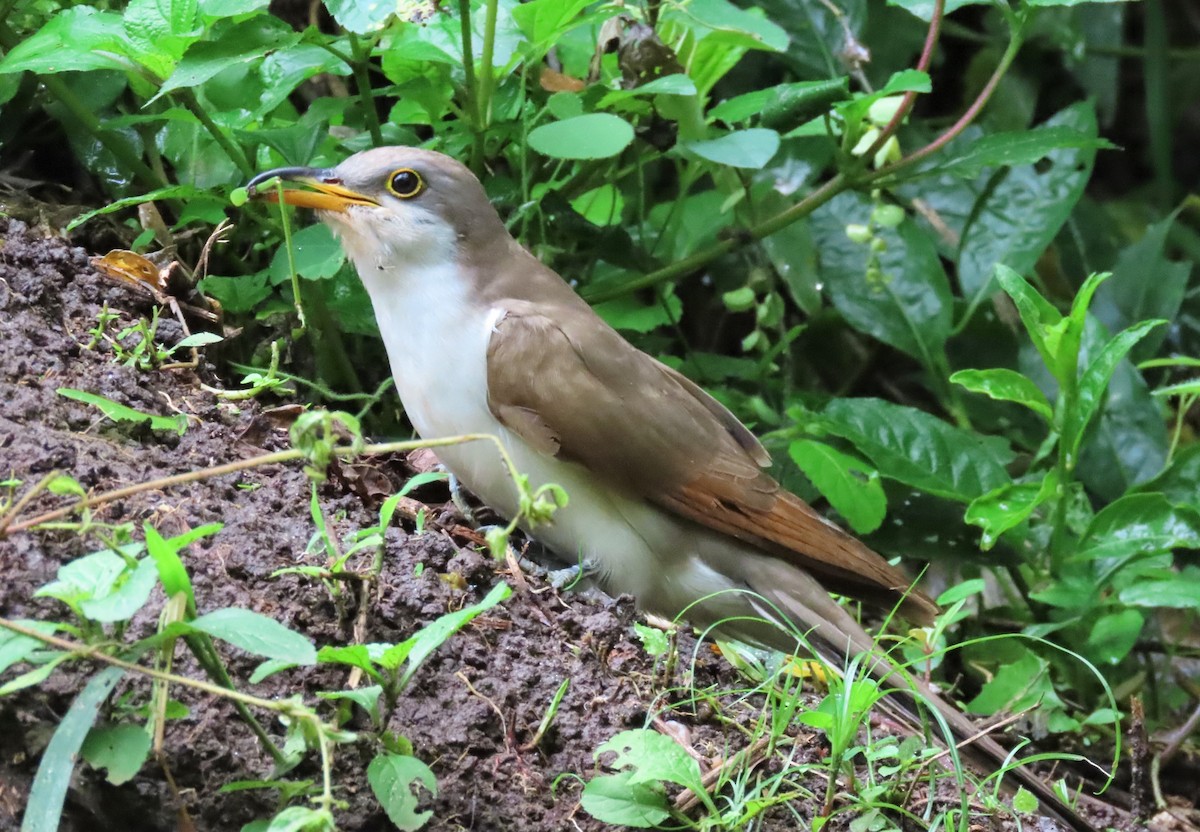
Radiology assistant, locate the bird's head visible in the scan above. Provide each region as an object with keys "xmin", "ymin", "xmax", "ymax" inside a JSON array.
[{"xmin": 246, "ymin": 147, "xmax": 507, "ymax": 267}]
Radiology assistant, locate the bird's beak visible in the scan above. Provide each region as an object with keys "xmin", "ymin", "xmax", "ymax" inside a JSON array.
[{"xmin": 245, "ymin": 166, "xmax": 379, "ymax": 213}]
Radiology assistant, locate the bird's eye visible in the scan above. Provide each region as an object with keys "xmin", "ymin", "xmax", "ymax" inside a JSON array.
[{"xmin": 387, "ymin": 168, "xmax": 424, "ymax": 199}]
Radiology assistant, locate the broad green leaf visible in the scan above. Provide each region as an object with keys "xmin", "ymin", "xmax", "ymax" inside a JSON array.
[
  {"xmin": 1118, "ymin": 567, "xmax": 1200, "ymax": 609},
  {"xmin": 1076, "ymin": 493, "xmax": 1200, "ymax": 563},
  {"xmin": 316, "ymin": 645, "xmax": 382, "ymax": 681},
  {"xmin": 318, "ymin": 686, "xmax": 383, "ymax": 724},
  {"xmin": 0, "ymin": 9, "xmax": 132, "ymax": 75},
  {"xmin": 57, "ymin": 388, "xmax": 188, "ymax": 436},
  {"xmin": 581, "ymin": 772, "xmax": 670, "ymax": 828},
  {"xmin": 1135, "ymin": 444, "xmax": 1200, "ymax": 509},
  {"xmin": 511, "ymin": 0, "xmax": 594, "ymax": 45},
  {"xmin": 24, "ymin": 667, "xmax": 125, "ymax": 832},
  {"xmin": 528, "ymin": 114, "xmax": 635, "ymax": 160},
  {"xmin": 596, "ymin": 729, "xmax": 705, "ymax": 793},
  {"xmin": 966, "ymin": 650, "xmax": 1055, "ymax": 716},
  {"xmin": 594, "ymin": 291, "xmax": 682, "ymax": 333},
  {"xmin": 788, "ymin": 440, "xmax": 886, "ymax": 534},
  {"xmin": 811, "ymin": 192, "xmax": 953, "ymax": 371},
  {"xmin": 36, "ymin": 548, "xmax": 131, "ymax": 606},
  {"xmin": 1093, "ymin": 211, "xmax": 1191, "ymax": 361},
  {"xmin": 570, "ymin": 184, "xmax": 625, "ymax": 227},
  {"xmin": 965, "ymin": 471, "xmax": 1060, "ymax": 550},
  {"xmin": 188, "ymin": 608, "xmax": 317, "ymax": 664},
  {"xmin": 324, "ymin": 0, "xmax": 395, "ymax": 32},
  {"xmin": 665, "ymin": 0, "xmax": 788, "ymax": 52},
  {"xmin": 154, "ymin": 16, "xmax": 301, "ymax": 102},
  {"xmin": 934, "ymin": 126, "xmax": 1112, "ymax": 179},
  {"xmin": 80, "ymin": 558, "xmax": 159, "ymax": 623},
  {"xmin": 1063, "ymin": 318, "xmax": 1164, "ymax": 465},
  {"xmin": 123, "ymin": 0, "xmax": 202, "ymax": 78},
  {"xmin": 1085, "ymin": 609, "xmax": 1143, "ymax": 665},
  {"xmin": 820, "ymin": 398, "xmax": 1014, "ymax": 502},
  {"xmin": 200, "ymin": 273, "xmax": 272, "ymax": 314},
  {"xmin": 367, "ymin": 753, "xmax": 437, "ymax": 831},
  {"xmin": 957, "ymin": 102, "xmax": 1099, "ymax": 304},
  {"xmin": 682, "ymin": 128, "xmax": 780, "ymax": 169},
  {"xmin": 269, "ymin": 223, "xmax": 345, "ymax": 282},
  {"xmin": 950, "ymin": 368, "xmax": 1053, "ymax": 420},
  {"xmin": 81, "ymin": 724, "xmax": 152, "ymax": 785}
]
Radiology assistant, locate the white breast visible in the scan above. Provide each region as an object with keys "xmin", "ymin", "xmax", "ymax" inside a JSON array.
[{"xmin": 347, "ymin": 249, "xmax": 749, "ymax": 626}]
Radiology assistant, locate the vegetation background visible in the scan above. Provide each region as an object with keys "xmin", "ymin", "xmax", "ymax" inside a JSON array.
[{"xmin": 0, "ymin": 0, "xmax": 1198, "ymax": 829}]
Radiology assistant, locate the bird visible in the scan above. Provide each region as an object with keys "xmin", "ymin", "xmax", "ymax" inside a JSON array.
[{"xmin": 245, "ymin": 146, "xmax": 1096, "ymax": 831}]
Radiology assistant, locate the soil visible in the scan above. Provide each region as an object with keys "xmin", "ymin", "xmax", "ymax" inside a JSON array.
[{"xmin": 0, "ymin": 217, "xmax": 1166, "ymax": 831}]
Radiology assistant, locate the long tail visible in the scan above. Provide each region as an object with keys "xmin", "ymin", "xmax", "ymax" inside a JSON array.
[{"xmin": 725, "ymin": 556, "xmax": 1098, "ymax": 832}]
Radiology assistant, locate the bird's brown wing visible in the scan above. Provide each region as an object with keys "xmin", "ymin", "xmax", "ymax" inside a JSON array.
[{"xmin": 485, "ymin": 304, "xmax": 937, "ymax": 624}]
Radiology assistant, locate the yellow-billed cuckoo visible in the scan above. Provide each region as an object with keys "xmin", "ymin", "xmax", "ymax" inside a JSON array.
[{"xmin": 246, "ymin": 147, "xmax": 1095, "ymax": 831}]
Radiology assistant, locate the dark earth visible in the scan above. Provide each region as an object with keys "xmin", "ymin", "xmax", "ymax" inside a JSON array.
[{"xmin": 0, "ymin": 216, "xmax": 1186, "ymax": 831}]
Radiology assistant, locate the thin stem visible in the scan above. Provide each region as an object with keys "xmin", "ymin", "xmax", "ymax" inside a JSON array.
[
  {"xmin": 478, "ymin": 0, "xmax": 500, "ymax": 129},
  {"xmin": 458, "ymin": 0, "xmax": 484, "ymax": 172},
  {"xmin": 862, "ymin": 0, "xmax": 945, "ymax": 162},
  {"xmin": 875, "ymin": 19, "xmax": 1024, "ymax": 178},
  {"xmin": 348, "ymin": 33, "xmax": 384, "ymax": 147},
  {"xmin": 3, "ymin": 434, "xmax": 526, "ymax": 535}
]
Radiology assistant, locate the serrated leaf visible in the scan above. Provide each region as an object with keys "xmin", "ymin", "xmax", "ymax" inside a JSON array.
[{"xmin": 0, "ymin": 8, "xmax": 132, "ymax": 75}]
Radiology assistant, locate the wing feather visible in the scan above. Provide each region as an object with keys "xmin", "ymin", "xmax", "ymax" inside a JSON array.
[{"xmin": 486, "ymin": 304, "xmax": 936, "ymax": 624}]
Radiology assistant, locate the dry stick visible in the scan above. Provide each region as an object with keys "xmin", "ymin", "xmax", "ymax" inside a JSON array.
[
  {"xmin": 673, "ymin": 734, "xmax": 776, "ymax": 815},
  {"xmin": 2, "ymin": 434, "xmax": 518, "ymax": 536}
]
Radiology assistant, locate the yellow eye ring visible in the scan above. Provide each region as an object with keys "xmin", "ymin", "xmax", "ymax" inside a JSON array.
[{"xmin": 387, "ymin": 168, "xmax": 424, "ymax": 199}]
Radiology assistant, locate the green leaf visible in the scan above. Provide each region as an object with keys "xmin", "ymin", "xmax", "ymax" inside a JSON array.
[
  {"xmin": 187, "ymin": 608, "xmax": 317, "ymax": 664},
  {"xmin": 200, "ymin": 272, "xmax": 272, "ymax": 313},
  {"xmin": 570, "ymin": 184, "xmax": 625, "ymax": 227},
  {"xmin": 528, "ymin": 114, "xmax": 635, "ymax": 160},
  {"xmin": 0, "ymin": 8, "xmax": 132, "ymax": 75},
  {"xmin": 1012, "ymin": 786, "xmax": 1040, "ymax": 815},
  {"xmin": 965, "ymin": 471, "xmax": 1060, "ymax": 550},
  {"xmin": 811, "ymin": 192, "xmax": 953, "ymax": 371},
  {"xmin": 1085, "ymin": 609, "xmax": 1143, "ymax": 665},
  {"xmin": 966, "ymin": 650, "xmax": 1054, "ymax": 716},
  {"xmin": 81, "ymin": 724, "xmax": 152, "ymax": 785},
  {"xmin": 598, "ymin": 74, "xmax": 698, "ymax": 107},
  {"xmin": 934, "ymin": 126, "xmax": 1112, "ymax": 179},
  {"xmin": 57, "ymin": 388, "xmax": 188, "ymax": 436},
  {"xmin": 820, "ymin": 398, "xmax": 1014, "ymax": 502},
  {"xmin": 711, "ymin": 78, "xmax": 848, "ymax": 126},
  {"xmin": 512, "ymin": 0, "xmax": 594, "ymax": 46},
  {"xmin": 993, "ymin": 265, "xmax": 1066, "ymax": 380},
  {"xmin": 581, "ymin": 772, "xmax": 671, "ymax": 828},
  {"xmin": 957, "ymin": 102, "xmax": 1099, "ymax": 304},
  {"xmin": 1063, "ymin": 318, "xmax": 1165, "ymax": 464},
  {"xmin": 596, "ymin": 729, "xmax": 705, "ymax": 794},
  {"xmin": 594, "ymin": 291, "xmax": 682, "ymax": 333},
  {"xmin": 367, "ymin": 753, "xmax": 437, "ymax": 831},
  {"xmin": 80, "ymin": 558, "xmax": 159, "ymax": 623},
  {"xmin": 318, "ymin": 686, "xmax": 383, "ymax": 724},
  {"xmin": 269, "ymin": 223, "xmax": 345, "ymax": 282},
  {"xmin": 36, "ymin": 548, "xmax": 132, "ymax": 607},
  {"xmin": 24, "ymin": 667, "xmax": 125, "ymax": 832},
  {"xmin": 0, "ymin": 621, "xmax": 59, "ymax": 674},
  {"xmin": 788, "ymin": 440, "xmax": 886, "ymax": 534},
  {"xmin": 1093, "ymin": 210, "xmax": 1192, "ymax": 362},
  {"xmin": 682, "ymin": 128, "xmax": 780, "ymax": 169},
  {"xmin": 1118, "ymin": 567, "xmax": 1200, "ymax": 609},
  {"xmin": 154, "ymin": 16, "xmax": 301, "ymax": 102},
  {"xmin": 666, "ymin": 0, "xmax": 789, "ymax": 52},
  {"xmin": 123, "ymin": 0, "xmax": 202, "ymax": 78},
  {"xmin": 950, "ymin": 368, "xmax": 1053, "ymax": 421},
  {"xmin": 1077, "ymin": 493, "xmax": 1200, "ymax": 563},
  {"xmin": 1135, "ymin": 444, "xmax": 1200, "ymax": 509}
]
